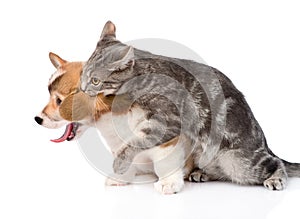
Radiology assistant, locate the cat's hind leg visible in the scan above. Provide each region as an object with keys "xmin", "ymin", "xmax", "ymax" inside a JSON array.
[
  {"xmin": 217, "ymin": 149, "xmax": 287, "ymax": 190},
  {"xmin": 262, "ymin": 159, "xmax": 287, "ymax": 190},
  {"xmin": 249, "ymin": 152, "xmax": 287, "ymax": 190}
]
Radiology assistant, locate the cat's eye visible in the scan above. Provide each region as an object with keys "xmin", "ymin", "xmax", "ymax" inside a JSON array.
[
  {"xmin": 56, "ymin": 97, "xmax": 62, "ymax": 106},
  {"xmin": 91, "ymin": 77, "xmax": 101, "ymax": 86}
]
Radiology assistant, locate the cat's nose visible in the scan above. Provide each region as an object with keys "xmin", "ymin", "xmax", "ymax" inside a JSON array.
[
  {"xmin": 80, "ymin": 82, "xmax": 87, "ymax": 92},
  {"xmin": 34, "ymin": 116, "xmax": 43, "ymax": 125}
]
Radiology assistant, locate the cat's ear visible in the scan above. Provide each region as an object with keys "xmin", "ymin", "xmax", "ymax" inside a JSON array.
[
  {"xmin": 49, "ymin": 52, "xmax": 67, "ymax": 69},
  {"xmin": 100, "ymin": 20, "xmax": 116, "ymax": 39},
  {"xmin": 110, "ymin": 46, "xmax": 135, "ymax": 71}
]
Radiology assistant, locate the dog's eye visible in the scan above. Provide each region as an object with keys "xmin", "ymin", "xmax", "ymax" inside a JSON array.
[
  {"xmin": 91, "ymin": 77, "xmax": 100, "ymax": 86},
  {"xmin": 56, "ymin": 97, "xmax": 62, "ymax": 106}
]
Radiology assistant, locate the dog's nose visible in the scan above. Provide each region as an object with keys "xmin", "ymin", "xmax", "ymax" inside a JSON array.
[{"xmin": 34, "ymin": 116, "xmax": 43, "ymax": 125}]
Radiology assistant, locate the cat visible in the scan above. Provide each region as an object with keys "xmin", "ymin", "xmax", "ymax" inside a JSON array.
[{"xmin": 81, "ymin": 21, "xmax": 300, "ymax": 192}]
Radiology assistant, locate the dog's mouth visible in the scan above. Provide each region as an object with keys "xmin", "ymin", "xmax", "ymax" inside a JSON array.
[{"xmin": 51, "ymin": 122, "xmax": 80, "ymax": 143}]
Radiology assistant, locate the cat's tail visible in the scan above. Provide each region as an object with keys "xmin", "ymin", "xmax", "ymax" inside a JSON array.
[{"xmin": 282, "ymin": 159, "xmax": 300, "ymax": 177}]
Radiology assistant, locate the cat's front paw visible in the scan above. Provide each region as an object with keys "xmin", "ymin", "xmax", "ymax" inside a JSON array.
[
  {"xmin": 154, "ymin": 178, "xmax": 184, "ymax": 195},
  {"xmin": 105, "ymin": 174, "xmax": 129, "ymax": 186},
  {"xmin": 263, "ymin": 177, "xmax": 286, "ymax": 190},
  {"xmin": 188, "ymin": 169, "xmax": 209, "ymax": 182}
]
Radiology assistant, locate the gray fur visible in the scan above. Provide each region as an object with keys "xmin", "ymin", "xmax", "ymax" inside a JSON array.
[{"xmin": 81, "ymin": 21, "xmax": 300, "ymax": 190}]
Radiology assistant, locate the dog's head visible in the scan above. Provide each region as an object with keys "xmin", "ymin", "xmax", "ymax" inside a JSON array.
[{"xmin": 35, "ymin": 52, "xmax": 112, "ymax": 142}]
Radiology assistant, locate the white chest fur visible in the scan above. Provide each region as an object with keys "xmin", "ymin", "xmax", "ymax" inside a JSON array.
[{"xmin": 95, "ymin": 107, "xmax": 147, "ymax": 155}]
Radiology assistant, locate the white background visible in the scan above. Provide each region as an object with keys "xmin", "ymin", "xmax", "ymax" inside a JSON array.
[{"xmin": 1, "ymin": 0, "xmax": 300, "ymax": 218}]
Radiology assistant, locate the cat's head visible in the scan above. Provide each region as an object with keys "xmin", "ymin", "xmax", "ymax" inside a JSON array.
[{"xmin": 81, "ymin": 21, "xmax": 135, "ymax": 97}]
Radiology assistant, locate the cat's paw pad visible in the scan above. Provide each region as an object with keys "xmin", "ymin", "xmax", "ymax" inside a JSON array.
[
  {"xmin": 263, "ymin": 177, "xmax": 286, "ymax": 190},
  {"xmin": 105, "ymin": 175, "xmax": 129, "ymax": 186},
  {"xmin": 154, "ymin": 179, "xmax": 184, "ymax": 195},
  {"xmin": 188, "ymin": 169, "xmax": 209, "ymax": 182}
]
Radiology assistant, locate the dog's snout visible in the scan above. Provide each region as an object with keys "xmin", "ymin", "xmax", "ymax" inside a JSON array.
[{"xmin": 34, "ymin": 116, "xmax": 43, "ymax": 125}]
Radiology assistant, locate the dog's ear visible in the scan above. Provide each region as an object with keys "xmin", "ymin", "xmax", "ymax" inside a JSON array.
[
  {"xmin": 100, "ymin": 21, "xmax": 116, "ymax": 39},
  {"xmin": 59, "ymin": 92, "xmax": 92, "ymax": 121},
  {"xmin": 49, "ymin": 52, "xmax": 67, "ymax": 69}
]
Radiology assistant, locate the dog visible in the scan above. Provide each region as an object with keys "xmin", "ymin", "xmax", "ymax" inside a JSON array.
[
  {"xmin": 35, "ymin": 52, "xmax": 194, "ymax": 194},
  {"xmin": 35, "ymin": 53, "xmax": 91, "ymax": 141}
]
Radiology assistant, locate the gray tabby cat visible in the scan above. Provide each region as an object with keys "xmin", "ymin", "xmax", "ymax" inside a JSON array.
[{"xmin": 81, "ymin": 21, "xmax": 300, "ymax": 192}]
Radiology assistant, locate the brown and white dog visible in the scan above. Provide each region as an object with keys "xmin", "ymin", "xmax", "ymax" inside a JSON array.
[
  {"xmin": 34, "ymin": 52, "xmax": 112, "ymax": 142},
  {"xmin": 34, "ymin": 53, "xmax": 194, "ymax": 194}
]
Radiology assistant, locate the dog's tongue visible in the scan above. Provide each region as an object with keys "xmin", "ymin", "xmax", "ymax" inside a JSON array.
[{"xmin": 50, "ymin": 123, "xmax": 73, "ymax": 143}]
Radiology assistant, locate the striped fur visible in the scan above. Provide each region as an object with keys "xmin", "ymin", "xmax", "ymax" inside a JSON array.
[{"xmin": 81, "ymin": 21, "xmax": 300, "ymax": 191}]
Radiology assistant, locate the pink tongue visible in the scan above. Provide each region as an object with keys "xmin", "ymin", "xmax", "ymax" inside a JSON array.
[{"xmin": 50, "ymin": 123, "xmax": 73, "ymax": 143}]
